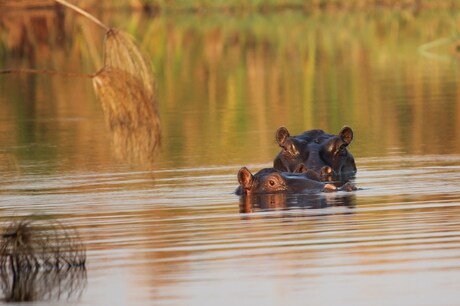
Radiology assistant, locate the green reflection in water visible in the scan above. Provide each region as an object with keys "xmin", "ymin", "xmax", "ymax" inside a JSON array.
[{"xmin": 1, "ymin": 8, "xmax": 460, "ymax": 171}]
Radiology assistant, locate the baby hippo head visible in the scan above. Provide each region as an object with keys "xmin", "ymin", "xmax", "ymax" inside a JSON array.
[{"xmin": 236, "ymin": 167, "xmax": 339, "ymax": 195}]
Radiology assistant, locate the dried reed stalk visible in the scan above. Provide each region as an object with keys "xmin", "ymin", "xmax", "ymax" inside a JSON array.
[
  {"xmin": 53, "ymin": 0, "xmax": 109, "ymax": 31},
  {"xmin": 93, "ymin": 67, "xmax": 161, "ymax": 166},
  {"xmin": 97, "ymin": 27, "xmax": 161, "ymax": 166},
  {"xmin": 103, "ymin": 28, "xmax": 157, "ymax": 102}
]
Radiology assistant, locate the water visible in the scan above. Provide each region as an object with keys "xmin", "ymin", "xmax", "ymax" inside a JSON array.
[{"xmin": 1, "ymin": 5, "xmax": 460, "ymax": 306}]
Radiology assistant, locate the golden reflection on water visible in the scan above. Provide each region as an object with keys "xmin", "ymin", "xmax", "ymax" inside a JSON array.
[
  {"xmin": 1, "ymin": 7, "xmax": 460, "ymax": 170},
  {"xmin": 0, "ymin": 157, "xmax": 459, "ymax": 304}
]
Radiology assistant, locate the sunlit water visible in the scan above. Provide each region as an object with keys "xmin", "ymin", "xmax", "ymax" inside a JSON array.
[
  {"xmin": 1, "ymin": 156, "xmax": 460, "ymax": 305},
  {"xmin": 1, "ymin": 5, "xmax": 460, "ymax": 306}
]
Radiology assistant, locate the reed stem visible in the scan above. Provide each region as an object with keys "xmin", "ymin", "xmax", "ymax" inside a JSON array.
[
  {"xmin": 0, "ymin": 68, "xmax": 94, "ymax": 78},
  {"xmin": 53, "ymin": 0, "xmax": 110, "ymax": 31}
]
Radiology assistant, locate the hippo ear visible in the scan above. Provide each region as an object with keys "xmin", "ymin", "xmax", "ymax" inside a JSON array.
[
  {"xmin": 275, "ymin": 127, "xmax": 290, "ymax": 146},
  {"xmin": 339, "ymin": 126, "xmax": 353, "ymax": 146},
  {"xmin": 238, "ymin": 167, "xmax": 253, "ymax": 191},
  {"xmin": 276, "ymin": 127, "xmax": 299, "ymax": 155}
]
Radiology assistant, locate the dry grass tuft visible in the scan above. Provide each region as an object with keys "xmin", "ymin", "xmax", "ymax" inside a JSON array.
[
  {"xmin": 0, "ymin": 215, "xmax": 86, "ymax": 302},
  {"xmin": 0, "ymin": 215, "xmax": 86, "ymax": 271},
  {"xmin": 75, "ymin": 17, "xmax": 162, "ymax": 165},
  {"xmin": 104, "ymin": 28, "xmax": 157, "ymax": 102},
  {"xmin": 93, "ymin": 66, "xmax": 161, "ymax": 167},
  {"xmin": 92, "ymin": 27, "xmax": 161, "ymax": 167}
]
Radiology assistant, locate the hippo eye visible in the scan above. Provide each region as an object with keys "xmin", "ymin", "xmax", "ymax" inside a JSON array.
[
  {"xmin": 338, "ymin": 146, "xmax": 347, "ymax": 155},
  {"xmin": 333, "ymin": 145, "xmax": 346, "ymax": 157},
  {"xmin": 265, "ymin": 174, "xmax": 285, "ymax": 191}
]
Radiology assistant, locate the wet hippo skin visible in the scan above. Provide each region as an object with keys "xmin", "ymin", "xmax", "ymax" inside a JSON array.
[
  {"xmin": 236, "ymin": 167, "xmax": 356, "ymax": 195},
  {"xmin": 273, "ymin": 126, "xmax": 357, "ymax": 180}
]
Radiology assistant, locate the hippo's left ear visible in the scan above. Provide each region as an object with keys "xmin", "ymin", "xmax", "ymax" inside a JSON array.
[
  {"xmin": 238, "ymin": 167, "xmax": 254, "ymax": 191},
  {"xmin": 339, "ymin": 126, "xmax": 353, "ymax": 146}
]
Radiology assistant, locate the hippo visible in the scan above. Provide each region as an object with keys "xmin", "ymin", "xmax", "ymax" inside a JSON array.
[
  {"xmin": 236, "ymin": 167, "xmax": 356, "ymax": 196},
  {"xmin": 273, "ymin": 126, "xmax": 357, "ymax": 180}
]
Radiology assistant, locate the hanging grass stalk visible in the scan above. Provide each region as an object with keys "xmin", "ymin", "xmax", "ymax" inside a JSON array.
[
  {"xmin": 93, "ymin": 67, "xmax": 161, "ymax": 166},
  {"xmin": 53, "ymin": 0, "xmax": 161, "ymax": 164},
  {"xmin": 52, "ymin": 0, "xmax": 157, "ymax": 100},
  {"xmin": 103, "ymin": 28, "xmax": 157, "ymax": 102},
  {"xmin": 98, "ymin": 28, "xmax": 161, "ymax": 166}
]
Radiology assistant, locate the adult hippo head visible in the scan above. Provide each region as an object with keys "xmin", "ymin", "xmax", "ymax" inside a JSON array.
[
  {"xmin": 236, "ymin": 167, "xmax": 356, "ymax": 195},
  {"xmin": 273, "ymin": 126, "xmax": 357, "ymax": 180}
]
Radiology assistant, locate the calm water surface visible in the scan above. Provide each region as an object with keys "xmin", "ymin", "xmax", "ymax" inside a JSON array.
[{"xmin": 1, "ymin": 6, "xmax": 460, "ymax": 306}]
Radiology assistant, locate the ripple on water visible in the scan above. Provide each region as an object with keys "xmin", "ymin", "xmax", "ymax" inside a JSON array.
[{"xmin": 1, "ymin": 156, "xmax": 460, "ymax": 305}]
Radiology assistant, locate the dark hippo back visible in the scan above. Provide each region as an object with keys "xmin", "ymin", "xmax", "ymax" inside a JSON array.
[{"xmin": 273, "ymin": 126, "xmax": 357, "ymax": 180}]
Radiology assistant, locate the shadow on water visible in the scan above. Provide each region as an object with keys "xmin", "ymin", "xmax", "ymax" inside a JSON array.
[{"xmin": 239, "ymin": 192, "xmax": 356, "ymax": 213}]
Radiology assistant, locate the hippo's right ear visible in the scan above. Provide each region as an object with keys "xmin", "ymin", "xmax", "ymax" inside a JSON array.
[
  {"xmin": 339, "ymin": 126, "xmax": 354, "ymax": 145},
  {"xmin": 238, "ymin": 167, "xmax": 254, "ymax": 191},
  {"xmin": 276, "ymin": 127, "xmax": 299, "ymax": 156},
  {"xmin": 275, "ymin": 127, "xmax": 290, "ymax": 146}
]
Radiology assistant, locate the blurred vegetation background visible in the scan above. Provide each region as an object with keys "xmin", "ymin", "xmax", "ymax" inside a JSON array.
[
  {"xmin": 2, "ymin": 0, "xmax": 459, "ymax": 10},
  {"xmin": 1, "ymin": 0, "xmax": 460, "ymax": 170}
]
